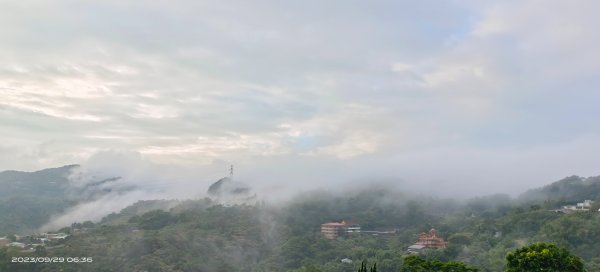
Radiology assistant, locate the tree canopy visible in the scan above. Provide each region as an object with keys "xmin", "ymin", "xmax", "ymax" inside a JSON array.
[
  {"xmin": 505, "ymin": 243, "xmax": 585, "ymax": 272},
  {"xmin": 401, "ymin": 255, "xmax": 479, "ymax": 272}
]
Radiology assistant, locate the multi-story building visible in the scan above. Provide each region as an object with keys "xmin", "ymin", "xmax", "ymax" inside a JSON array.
[
  {"xmin": 561, "ymin": 200, "xmax": 594, "ymax": 212},
  {"xmin": 416, "ymin": 228, "xmax": 447, "ymax": 248},
  {"xmin": 321, "ymin": 221, "xmax": 361, "ymax": 239}
]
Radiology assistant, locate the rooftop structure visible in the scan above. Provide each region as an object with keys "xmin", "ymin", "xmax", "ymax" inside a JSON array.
[
  {"xmin": 46, "ymin": 233, "xmax": 70, "ymax": 240},
  {"xmin": 407, "ymin": 244, "xmax": 427, "ymax": 254},
  {"xmin": 321, "ymin": 221, "xmax": 361, "ymax": 239},
  {"xmin": 413, "ymin": 228, "xmax": 447, "ymax": 249},
  {"xmin": 556, "ymin": 200, "xmax": 594, "ymax": 213}
]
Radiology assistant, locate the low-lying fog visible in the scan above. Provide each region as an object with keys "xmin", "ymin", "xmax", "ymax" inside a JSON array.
[{"xmin": 40, "ymin": 139, "xmax": 600, "ymax": 231}]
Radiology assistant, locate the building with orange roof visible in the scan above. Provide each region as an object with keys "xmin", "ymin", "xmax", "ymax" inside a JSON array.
[
  {"xmin": 414, "ymin": 228, "xmax": 447, "ymax": 249},
  {"xmin": 321, "ymin": 221, "xmax": 361, "ymax": 239}
]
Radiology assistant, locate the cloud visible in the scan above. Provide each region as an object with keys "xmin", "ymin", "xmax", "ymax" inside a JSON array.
[
  {"xmin": 41, "ymin": 150, "xmax": 214, "ymax": 230},
  {"xmin": 0, "ymin": 0, "xmax": 598, "ymax": 205}
]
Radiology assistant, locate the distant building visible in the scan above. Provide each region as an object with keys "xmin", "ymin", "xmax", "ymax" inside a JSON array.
[
  {"xmin": 407, "ymin": 228, "xmax": 447, "ymax": 253},
  {"xmin": 415, "ymin": 228, "xmax": 447, "ymax": 248},
  {"xmin": 407, "ymin": 244, "xmax": 427, "ymax": 254},
  {"xmin": 321, "ymin": 221, "xmax": 361, "ymax": 239},
  {"xmin": 577, "ymin": 200, "xmax": 593, "ymax": 210},
  {"xmin": 341, "ymin": 258, "xmax": 353, "ymax": 264},
  {"xmin": 321, "ymin": 222, "xmax": 345, "ymax": 239},
  {"xmin": 46, "ymin": 233, "xmax": 69, "ymax": 241},
  {"xmin": 557, "ymin": 200, "xmax": 594, "ymax": 213},
  {"xmin": 361, "ymin": 229, "xmax": 398, "ymax": 236},
  {"xmin": 345, "ymin": 223, "xmax": 361, "ymax": 233}
]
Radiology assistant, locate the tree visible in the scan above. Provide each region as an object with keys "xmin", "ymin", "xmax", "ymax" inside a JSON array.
[
  {"xmin": 358, "ymin": 261, "xmax": 377, "ymax": 272},
  {"xmin": 138, "ymin": 210, "xmax": 174, "ymax": 230},
  {"xmin": 401, "ymin": 255, "xmax": 478, "ymax": 272},
  {"xmin": 505, "ymin": 243, "xmax": 585, "ymax": 272}
]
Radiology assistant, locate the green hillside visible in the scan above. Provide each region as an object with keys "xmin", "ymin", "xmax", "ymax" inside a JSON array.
[
  {"xmin": 0, "ymin": 165, "xmax": 77, "ymax": 235},
  {"xmin": 1, "ymin": 182, "xmax": 600, "ymax": 271},
  {"xmin": 3, "ymin": 169, "xmax": 600, "ymax": 271},
  {"xmin": 519, "ymin": 175, "xmax": 600, "ymax": 207}
]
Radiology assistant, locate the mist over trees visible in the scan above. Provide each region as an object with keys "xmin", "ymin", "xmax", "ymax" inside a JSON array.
[
  {"xmin": 0, "ymin": 165, "xmax": 76, "ymax": 235},
  {"xmin": 2, "ymin": 166, "xmax": 600, "ymax": 271}
]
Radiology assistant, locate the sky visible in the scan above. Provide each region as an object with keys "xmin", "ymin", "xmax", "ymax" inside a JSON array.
[{"xmin": 1, "ymin": 0, "xmax": 600, "ymax": 197}]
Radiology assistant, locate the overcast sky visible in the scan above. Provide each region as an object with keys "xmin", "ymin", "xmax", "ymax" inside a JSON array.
[{"xmin": 1, "ymin": 0, "xmax": 599, "ymax": 196}]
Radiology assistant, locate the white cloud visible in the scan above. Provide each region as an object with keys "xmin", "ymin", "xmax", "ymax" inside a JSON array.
[{"xmin": 0, "ymin": 0, "xmax": 598, "ymax": 200}]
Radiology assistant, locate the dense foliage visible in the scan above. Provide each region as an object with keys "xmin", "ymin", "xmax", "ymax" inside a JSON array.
[
  {"xmin": 0, "ymin": 165, "xmax": 76, "ymax": 235},
  {"xmin": 505, "ymin": 243, "xmax": 584, "ymax": 272},
  {"xmin": 2, "ymin": 172, "xmax": 600, "ymax": 271},
  {"xmin": 401, "ymin": 256, "xmax": 478, "ymax": 272},
  {"xmin": 0, "ymin": 165, "xmax": 131, "ymax": 236},
  {"xmin": 357, "ymin": 261, "xmax": 377, "ymax": 272}
]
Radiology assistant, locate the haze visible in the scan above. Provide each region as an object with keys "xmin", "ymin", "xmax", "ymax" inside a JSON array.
[{"xmin": 1, "ymin": 0, "xmax": 599, "ymax": 198}]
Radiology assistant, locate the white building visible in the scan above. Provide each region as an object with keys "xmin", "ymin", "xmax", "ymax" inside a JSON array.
[
  {"xmin": 562, "ymin": 200, "xmax": 593, "ymax": 212},
  {"xmin": 407, "ymin": 244, "xmax": 427, "ymax": 254}
]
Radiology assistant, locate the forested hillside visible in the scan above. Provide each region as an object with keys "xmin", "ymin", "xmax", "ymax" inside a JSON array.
[
  {"xmin": 519, "ymin": 175, "xmax": 600, "ymax": 206},
  {"xmin": 0, "ymin": 165, "xmax": 76, "ymax": 235},
  {"xmin": 0, "ymin": 165, "xmax": 132, "ymax": 236},
  {"xmin": 3, "ymin": 175, "xmax": 600, "ymax": 271}
]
